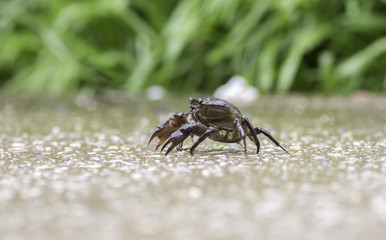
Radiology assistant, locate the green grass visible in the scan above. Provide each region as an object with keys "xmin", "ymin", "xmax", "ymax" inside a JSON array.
[{"xmin": 1, "ymin": 0, "xmax": 385, "ymax": 95}]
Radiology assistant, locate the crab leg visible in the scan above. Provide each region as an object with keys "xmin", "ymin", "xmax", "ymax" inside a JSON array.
[
  {"xmin": 234, "ymin": 118, "xmax": 247, "ymax": 154},
  {"xmin": 255, "ymin": 127, "xmax": 289, "ymax": 154},
  {"xmin": 189, "ymin": 127, "xmax": 216, "ymax": 155},
  {"xmin": 241, "ymin": 116, "xmax": 260, "ymax": 154}
]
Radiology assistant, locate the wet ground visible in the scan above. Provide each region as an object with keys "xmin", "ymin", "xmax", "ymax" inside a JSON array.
[{"xmin": 0, "ymin": 94, "xmax": 385, "ymax": 240}]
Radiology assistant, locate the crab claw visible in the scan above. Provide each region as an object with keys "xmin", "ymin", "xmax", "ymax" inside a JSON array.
[
  {"xmin": 148, "ymin": 113, "xmax": 190, "ymax": 151},
  {"xmin": 148, "ymin": 124, "xmax": 169, "ymax": 151},
  {"xmin": 160, "ymin": 122, "xmax": 199, "ymax": 155},
  {"xmin": 160, "ymin": 130, "xmax": 190, "ymax": 155},
  {"xmin": 148, "ymin": 121, "xmax": 180, "ymax": 151}
]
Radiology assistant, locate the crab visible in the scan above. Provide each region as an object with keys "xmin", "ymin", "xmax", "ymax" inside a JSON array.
[{"xmin": 148, "ymin": 96, "xmax": 288, "ymax": 155}]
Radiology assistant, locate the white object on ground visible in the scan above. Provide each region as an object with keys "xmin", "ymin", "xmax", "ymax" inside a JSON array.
[
  {"xmin": 214, "ymin": 76, "xmax": 258, "ymax": 103},
  {"xmin": 146, "ymin": 85, "xmax": 166, "ymax": 101}
]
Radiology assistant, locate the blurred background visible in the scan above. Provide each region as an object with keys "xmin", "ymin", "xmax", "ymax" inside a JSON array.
[
  {"xmin": 1, "ymin": 0, "xmax": 385, "ymax": 96},
  {"xmin": 1, "ymin": 2, "xmax": 386, "ymax": 239}
]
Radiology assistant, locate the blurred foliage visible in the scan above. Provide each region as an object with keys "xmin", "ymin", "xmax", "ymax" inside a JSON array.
[{"xmin": 0, "ymin": 0, "xmax": 386, "ymax": 95}]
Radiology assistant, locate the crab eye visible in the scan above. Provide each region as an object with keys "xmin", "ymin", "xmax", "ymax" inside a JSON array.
[{"xmin": 190, "ymin": 98, "xmax": 199, "ymax": 105}]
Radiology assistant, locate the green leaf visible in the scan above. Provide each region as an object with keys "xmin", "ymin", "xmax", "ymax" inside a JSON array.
[{"xmin": 277, "ymin": 24, "xmax": 331, "ymax": 93}]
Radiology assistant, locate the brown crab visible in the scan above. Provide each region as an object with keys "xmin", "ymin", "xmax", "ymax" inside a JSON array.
[{"xmin": 148, "ymin": 96, "xmax": 288, "ymax": 155}]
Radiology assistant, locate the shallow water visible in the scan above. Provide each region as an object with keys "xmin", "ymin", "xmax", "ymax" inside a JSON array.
[{"xmin": 0, "ymin": 95, "xmax": 385, "ymax": 240}]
